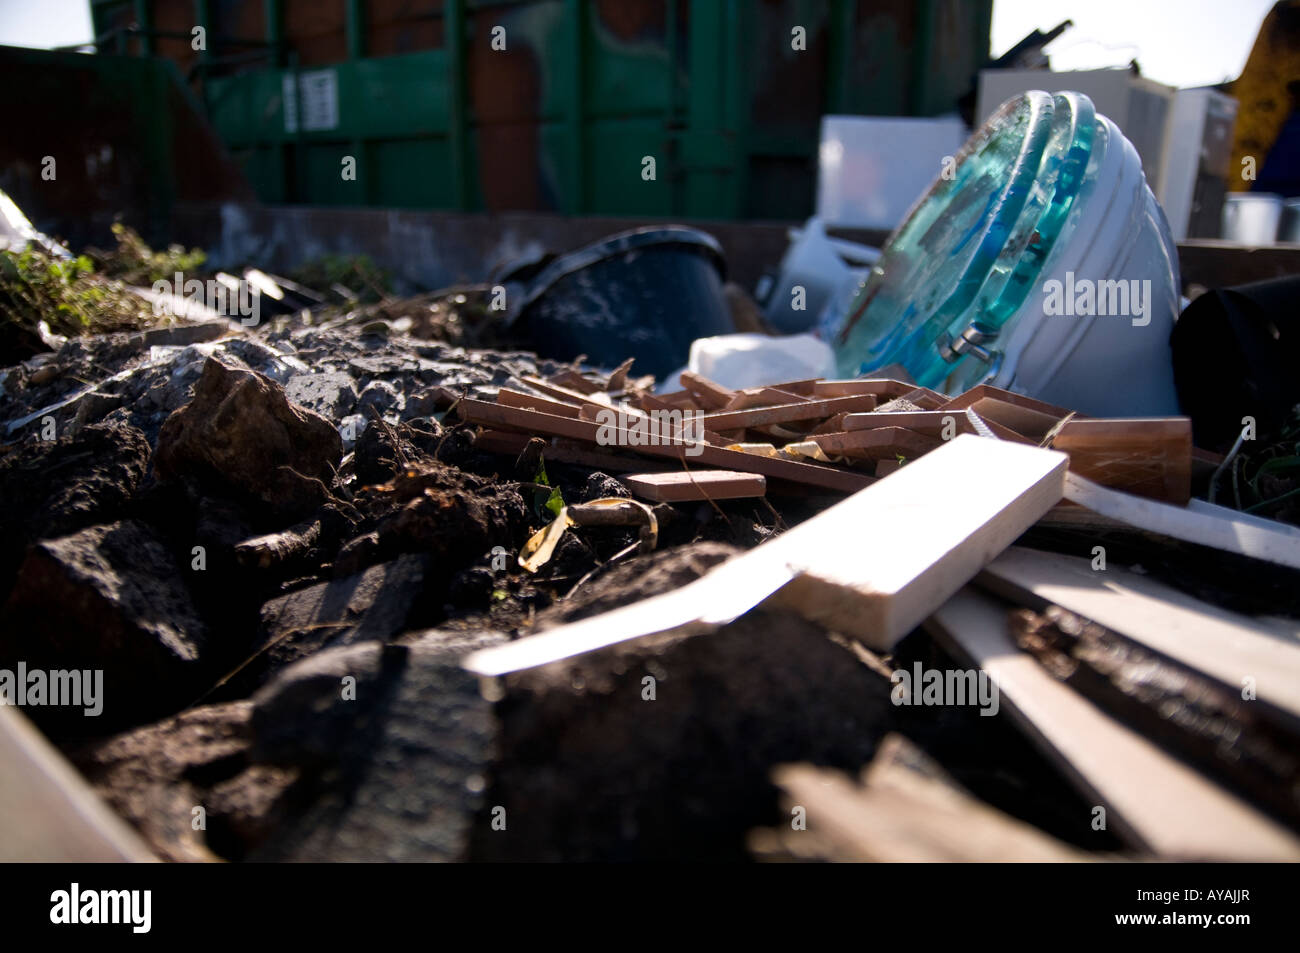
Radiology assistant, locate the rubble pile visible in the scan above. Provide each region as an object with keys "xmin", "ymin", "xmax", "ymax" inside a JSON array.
[
  {"xmin": 1, "ymin": 316, "xmax": 917, "ymax": 860},
  {"xmin": 3, "ymin": 300, "xmax": 1299, "ymax": 864}
]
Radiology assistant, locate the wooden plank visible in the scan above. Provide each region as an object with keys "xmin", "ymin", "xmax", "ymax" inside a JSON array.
[
  {"xmin": 1037, "ymin": 497, "xmax": 1300, "ymax": 546},
  {"xmin": 763, "ymin": 378, "xmax": 820, "ymax": 396},
  {"xmin": 520, "ymin": 375, "xmax": 613, "ymax": 407},
  {"xmin": 762, "ymin": 435, "xmax": 1067, "ymax": 648},
  {"xmin": 1050, "ymin": 417, "xmax": 1192, "ymax": 504},
  {"xmin": 1185, "ymin": 496, "xmax": 1300, "ymax": 534},
  {"xmin": 639, "ymin": 390, "xmax": 698, "ymax": 412},
  {"xmin": 547, "ymin": 367, "xmax": 601, "ymax": 394},
  {"xmin": 813, "ymin": 426, "xmax": 943, "ymax": 460},
  {"xmin": 841, "ymin": 410, "xmax": 975, "ymax": 437},
  {"xmin": 813, "ymin": 378, "xmax": 916, "ymax": 399},
  {"xmin": 471, "ymin": 428, "xmax": 535, "ymax": 455},
  {"xmin": 898, "ymin": 387, "xmax": 947, "ymax": 410},
  {"xmin": 722, "ymin": 387, "xmax": 809, "ymax": 410},
  {"xmin": 473, "ymin": 429, "xmax": 677, "ymax": 473},
  {"xmin": 0, "ymin": 705, "xmax": 155, "ymax": 861},
  {"xmin": 966, "ymin": 409, "xmax": 1037, "ymax": 445},
  {"xmin": 547, "ymin": 439, "xmax": 678, "ymax": 473},
  {"xmin": 461, "ymin": 399, "xmax": 638, "ymax": 442},
  {"xmin": 679, "ymin": 371, "xmax": 736, "ymax": 409},
  {"xmin": 464, "ymin": 435, "xmax": 1068, "ymax": 676},
  {"xmin": 1062, "ymin": 472, "xmax": 1300, "ymax": 570},
  {"xmin": 924, "ymin": 588, "xmax": 1300, "ymax": 860},
  {"xmin": 809, "ymin": 412, "xmax": 849, "ymax": 436},
  {"xmin": 940, "ymin": 383, "xmax": 1079, "ymax": 420},
  {"xmin": 701, "ymin": 394, "xmax": 877, "ymax": 430},
  {"xmin": 1036, "ymin": 500, "xmax": 1135, "ymax": 533},
  {"xmin": 496, "ymin": 387, "xmax": 583, "ymax": 419},
  {"xmin": 977, "ymin": 547, "xmax": 1300, "ymax": 723},
  {"xmin": 1052, "ymin": 416, "xmax": 1191, "ymax": 443},
  {"xmin": 967, "ymin": 397, "xmax": 1064, "ymax": 442},
  {"xmin": 750, "ymin": 424, "xmax": 807, "ymax": 444},
  {"xmin": 622, "ymin": 470, "xmax": 766, "ymax": 503},
  {"xmin": 605, "ymin": 357, "xmax": 636, "ymax": 393},
  {"xmin": 875, "ymin": 398, "xmax": 925, "ymax": 413},
  {"xmin": 759, "ymin": 742, "xmax": 1097, "ymax": 863},
  {"xmin": 456, "ymin": 399, "xmax": 871, "ymax": 493},
  {"xmin": 1008, "ymin": 605, "xmax": 1300, "ymax": 826},
  {"xmin": 576, "ymin": 402, "xmax": 731, "ymax": 447}
]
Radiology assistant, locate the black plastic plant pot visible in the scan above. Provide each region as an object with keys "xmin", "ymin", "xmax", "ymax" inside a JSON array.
[{"xmin": 517, "ymin": 226, "xmax": 734, "ymax": 379}]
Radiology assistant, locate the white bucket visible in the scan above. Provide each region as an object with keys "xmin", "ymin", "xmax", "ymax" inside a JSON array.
[
  {"xmin": 982, "ymin": 115, "xmax": 1183, "ymax": 416},
  {"xmin": 834, "ymin": 92, "xmax": 1184, "ymax": 418}
]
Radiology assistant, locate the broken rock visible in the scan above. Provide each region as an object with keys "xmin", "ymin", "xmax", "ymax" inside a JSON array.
[
  {"xmin": 0, "ymin": 520, "xmax": 209, "ymax": 731},
  {"xmin": 0, "ymin": 419, "xmax": 150, "ymax": 601},
  {"xmin": 284, "ymin": 372, "xmax": 358, "ymax": 420},
  {"xmin": 247, "ymin": 633, "xmax": 505, "ymax": 861},
  {"xmin": 153, "ymin": 356, "xmax": 342, "ymax": 517},
  {"xmin": 356, "ymin": 379, "xmax": 404, "ymax": 419},
  {"xmin": 70, "ymin": 701, "xmax": 258, "ymax": 863},
  {"xmin": 226, "ymin": 554, "xmax": 429, "ymax": 693},
  {"xmin": 340, "ymin": 463, "xmax": 527, "ymax": 578}
]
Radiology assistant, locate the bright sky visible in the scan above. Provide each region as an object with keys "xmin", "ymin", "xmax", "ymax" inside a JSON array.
[
  {"xmin": 992, "ymin": 0, "xmax": 1275, "ymax": 89},
  {"xmin": 0, "ymin": 0, "xmax": 93, "ymax": 49},
  {"xmin": 0, "ymin": 0, "xmax": 1278, "ymax": 90}
]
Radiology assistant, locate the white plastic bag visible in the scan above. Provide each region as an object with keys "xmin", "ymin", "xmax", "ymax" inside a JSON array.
[{"xmin": 662, "ymin": 333, "xmax": 836, "ymax": 392}]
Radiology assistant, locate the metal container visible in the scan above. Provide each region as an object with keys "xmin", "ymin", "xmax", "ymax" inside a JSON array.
[
  {"xmin": 92, "ymin": 0, "xmax": 993, "ymax": 221},
  {"xmin": 1222, "ymin": 193, "xmax": 1283, "ymax": 244},
  {"xmin": 1279, "ymin": 197, "xmax": 1300, "ymax": 244}
]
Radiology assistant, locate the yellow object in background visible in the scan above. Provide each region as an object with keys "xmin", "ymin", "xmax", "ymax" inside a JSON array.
[{"xmin": 1231, "ymin": 0, "xmax": 1300, "ymax": 190}]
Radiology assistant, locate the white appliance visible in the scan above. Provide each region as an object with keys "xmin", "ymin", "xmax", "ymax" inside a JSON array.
[
  {"xmin": 976, "ymin": 68, "xmax": 1176, "ymax": 195},
  {"xmin": 1158, "ymin": 87, "xmax": 1238, "ymax": 240}
]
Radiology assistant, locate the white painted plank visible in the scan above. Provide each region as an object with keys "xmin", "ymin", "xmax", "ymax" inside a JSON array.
[
  {"xmin": 1064, "ymin": 473, "xmax": 1300, "ymax": 570},
  {"xmin": 1186, "ymin": 497, "xmax": 1300, "ymax": 538},
  {"xmin": 925, "ymin": 588, "xmax": 1300, "ymax": 860},
  {"xmin": 762, "ymin": 434, "xmax": 1067, "ymax": 649},
  {"xmin": 0, "ymin": 705, "xmax": 155, "ymax": 861},
  {"xmin": 978, "ymin": 547, "xmax": 1300, "ymax": 722}
]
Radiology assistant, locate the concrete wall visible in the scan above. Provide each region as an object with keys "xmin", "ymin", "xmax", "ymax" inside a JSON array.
[
  {"xmin": 171, "ymin": 201, "xmax": 1300, "ymax": 300},
  {"xmin": 172, "ymin": 202, "xmax": 891, "ymax": 295}
]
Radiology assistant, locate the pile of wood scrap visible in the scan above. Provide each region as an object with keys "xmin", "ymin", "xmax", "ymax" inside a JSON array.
[
  {"xmin": 455, "ymin": 370, "xmax": 1300, "ymax": 861},
  {"xmin": 455, "ymin": 369, "xmax": 1217, "ymax": 506}
]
